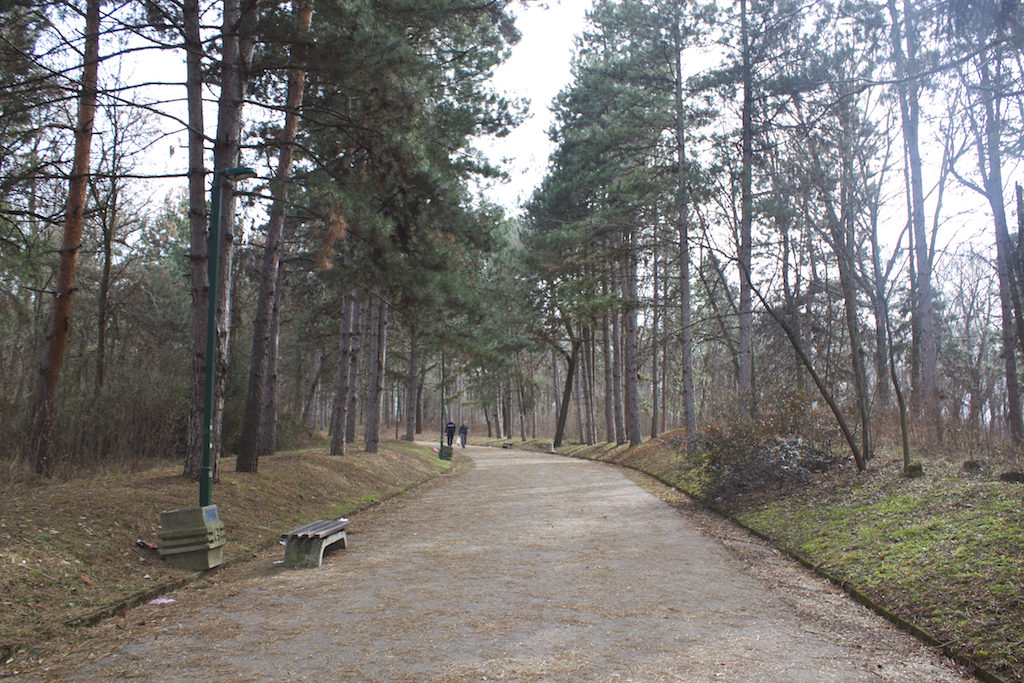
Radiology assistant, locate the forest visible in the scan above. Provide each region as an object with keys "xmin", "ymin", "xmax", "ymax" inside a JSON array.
[{"xmin": 2, "ymin": 0, "xmax": 1023, "ymax": 483}]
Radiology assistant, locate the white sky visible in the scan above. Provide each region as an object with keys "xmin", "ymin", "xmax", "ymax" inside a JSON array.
[
  {"xmin": 475, "ymin": 0, "xmax": 1015, "ymax": 275},
  {"xmin": 137, "ymin": 1, "xmax": 592, "ymax": 219},
  {"xmin": 477, "ymin": 0, "xmax": 593, "ymax": 214}
]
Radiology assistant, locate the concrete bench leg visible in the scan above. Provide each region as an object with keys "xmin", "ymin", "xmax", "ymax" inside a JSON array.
[{"xmin": 283, "ymin": 531, "xmax": 347, "ymax": 568}]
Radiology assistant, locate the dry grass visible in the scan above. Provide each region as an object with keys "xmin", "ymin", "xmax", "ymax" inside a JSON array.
[{"xmin": 0, "ymin": 439, "xmax": 449, "ymax": 663}]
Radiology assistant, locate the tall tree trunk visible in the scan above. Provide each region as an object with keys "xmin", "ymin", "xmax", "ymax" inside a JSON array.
[
  {"xmin": 979, "ymin": 60, "xmax": 1024, "ymax": 445},
  {"xmin": 737, "ymin": 0, "xmax": 755, "ymax": 419},
  {"xmin": 210, "ymin": 0, "xmax": 257, "ymax": 468},
  {"xmin": 94, "ymin": 178, "xmax": 115, "ymax": 397},
  {"xmin": 517, "ymin": 369, "xmax": 527, "ymax": 440},
  {"xmin": 673, "ymin": 20, "xmax": 697, "ymax": 448},
  {"xmin": 492, "ymin": 399, "xmax": 501, "ymax": 440},
  {"xmin": 621, "ymin": 235, "xmax": 643, "ymax": 446},
  {"xmin": 650, "ymin": 253, "xmax": 660, "ymax": 439},
  {"xmin": 259, "ymin": 276, "xmax": 283, "ymax": 457},
  {"xmin": 833, "ymin": 208, "xmax": 871, "ymax": 461},
  {"xmin": 601, "ymin": 308, "xmax": 615, "ymax": 442},
  {"xmin": 237, "ymin": 0, "xmax": 312, "ymax": 472},
  {"xmin": 363, "ymin": 297, "xmax": 380, "ymax": 451},
  {"xmin": 833, "ymin": 103, "xmax": 871, "ymax": 459},
  {"xmin": 781, "ymin": 227, "xmax": 804, "ymax": 393},
  {"xmin": 888, "ymin": 0, "xmax": 937, "ymax": 432},
  {"xmin": 554, "ymin": 342, "xmax": 579, "ymax": 448},
  {"xmin": 31, "ymin": 0, "xmax": 100, "ymax": 477},
  {"xmin": 301, "ymin": 349, "xmax": 323, "ymax": 431},
  {"xmin": 404, "ymin": 329, "xmax": 418, "ymax": 440},
  {"xmin": 416, "ymin": 376, "xmax": 424, "ymax": 435},
  {"xmin": 661, "ymin": 265, "xmax": 669, "ymax": 432},
  {"xmin": 884, "ymin": 302, "xmax": 913, "ymax": 474},
  {"xmin": 345, "ymin": 298, "xmax": 366, "ymax": 443},
  {"xmin": 503, "ymin": 376, "xmax": 514, "ymax": 440},
  {"xmin": 585, "ymin": 327, "xmax": 597, "ymax": 444},
  {"xmin": 611, "ymin": 277, "xmax": 625, "ymax": 444},
  {"xmin": 331, "ymin": 294, "xmax": 355, "ymax": 455},
  {"xmin": 869, "ymin": 224, "xmax": 891, "ymax": 406},
  {"xmin": 184, "ymin": 0, "xmax": 209, "ymax": 479},
  {"xmin": 551, "ymin": 347, "xmax": 560, "ymax": 437},
  {"xmin": 575, "ymin": 343, "xmax": 585, "ymax": 443},
  {"xmin": 364, "ymin": 296, "xmax": 388, "ymax": 453}
]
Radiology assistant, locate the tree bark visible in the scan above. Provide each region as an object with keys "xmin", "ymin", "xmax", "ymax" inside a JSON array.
[
  {"xmin": 184, "ymin": 0, "xmax": 209, "ymax": 479},
  {"xmin": 575, "ymin": 340, "xmax": 586, "ymax": 443},
  {"xmin": 503, "ymin": 375, "xmax": 514, "ymax": 440},
  {"xmin": 737, "ymin": 0, "xmax": 755, "ymax": 419},
  {"xmin": 601, "ymin": 307, "xmax": 615, "ymax": 442},
  {"xmin": 404, "ymin": 329, "xmax": 418, "ymax": 440},
  {"xmin": 650, "ymin": 252, "xmax": 660, "ymax": 440},
  {"xmin": 94, "ymin": 164, "xmax": 115, "ymax": 398},
  {"xmin": 621, "ymin": 235, "xmax": 643, "ymax": 446},
  {"xmin": 301, "ymin": 348, "xmax": 323, "ymax": 431},
  {"xmin": 611, "ymin": 275, "xmax": 625, "ymax": 444},
  {"xmin": 887, "ymin": 0, "xmax": 937, "ymax": 432},
  {"xmin": 259, "ymin": 279, "xmax": 282, "ymax": 457},
  {"xmin": 978, "ymin": 60, "xmax": 1024, "ymax": 446},
  {"xmin": 829, "ymin": 100, "xmax": 871, "ymax": 460},
  {"xmin": 584, "ymin": 327, "xmax": 597, "ymax": 444},
  {"xmin": 673, "ymin": 18, "xmax": 697, "ymax": 449},
  {"xmin": 210, "ymin": 0, "xmax": 258, "ymax": 467},
  {"xmin": 364, "ymin": 296, "xmax": 388, "ymax": 452},
  {"xmin": 832, "ymin": 205, "xmax": 871, "ymax": 461},
  {"xmin": 869, "ymin": 221, "xmax": 891, "ymax": 406},
  {"xmin": 331, "ymin": 295, "xmax": 354, "ymax": 455},
  {"xmin": 237, "ymin": 0, "xmax": 312, "ymax": 472},
  {"xmin": 554, "ymin": 342, "xmax": 579, "ymax": 448},
  {"xmin": 31, "ymin": 0, "xmax": 100, "ymax": 477},
  {"xmin": 345, "ymin": 298, "xmax": 366, "ymax": 443}
]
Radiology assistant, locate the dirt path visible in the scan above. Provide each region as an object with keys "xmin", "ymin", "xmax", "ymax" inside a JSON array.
[{"xmin": 33, "ymin": 446, "xmax": 970, "ymax": 681}]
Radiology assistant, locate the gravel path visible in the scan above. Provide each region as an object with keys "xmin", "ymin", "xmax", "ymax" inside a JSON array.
[{"xmin": 46, "ymin": 445, "xmax": 970, "ymax": 682}]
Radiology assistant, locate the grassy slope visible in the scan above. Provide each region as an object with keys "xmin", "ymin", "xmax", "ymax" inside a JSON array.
[
  {"xmin": 0, "ymin": 440, "xmax": 448, "ymax": 662},
  {"xmin": 481, "ymin": 435, "xmax": 1023, "ymax": 682}
]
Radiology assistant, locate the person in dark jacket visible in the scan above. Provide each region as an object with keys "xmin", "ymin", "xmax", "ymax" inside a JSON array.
[
  {"xmin": 445, "ymin": 420, "xmax": 456, "ymax": 447},
  {"xmin": 458, "ymin": 423, "xmax": 468, "ymax": 448}
]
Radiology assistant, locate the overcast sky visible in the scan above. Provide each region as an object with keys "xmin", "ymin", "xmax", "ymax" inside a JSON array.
[{"xmin": 477, "ymin": 0, "xmax": 594, "ymax": 215}]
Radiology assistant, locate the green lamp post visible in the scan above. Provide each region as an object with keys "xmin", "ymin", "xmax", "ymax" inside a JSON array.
[
  {"xmin": 200, "ymin": 166, "xmax": 257, "ymax": 507},
  {"xmin": 159, "ymin": 165, "xmax": 256, "ymax": 571}
]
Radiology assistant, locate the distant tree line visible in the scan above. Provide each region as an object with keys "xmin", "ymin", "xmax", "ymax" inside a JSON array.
[
  {"xmin": 0, "ymin": 0, "xmax": 525, "ymax": 479},
  {"xmin": 3, "ymin": 0, "xmax": 1023, "ymax": 484}
]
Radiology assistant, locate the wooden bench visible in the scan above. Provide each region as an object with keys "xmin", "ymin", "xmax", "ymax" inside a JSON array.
[{"xmin": 281, "ymin": 518, "xmax": 350, "ymax": 568}]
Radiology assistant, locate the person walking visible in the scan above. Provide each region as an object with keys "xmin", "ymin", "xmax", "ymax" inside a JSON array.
[
  {"xmin": 458, "ymin": 423, "xmax": 468, "ymax": 448},
  {"xmin": 445, "ymin": 420, "xmax": 457, "ymax": 447}
]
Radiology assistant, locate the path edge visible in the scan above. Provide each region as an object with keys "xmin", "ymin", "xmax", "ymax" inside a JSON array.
[
  {"xmin": 543, "ymin": 446, "xmax": 1008, "ymax": 683},
  {"xmin": 53, "ymin": 458, "xmax": 464, "ymax": 635}
]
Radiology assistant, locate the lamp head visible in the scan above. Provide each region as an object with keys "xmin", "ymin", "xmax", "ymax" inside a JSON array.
[{"xmin": 220, "ymin": 166, "xmax": 257, "ymax": 181}]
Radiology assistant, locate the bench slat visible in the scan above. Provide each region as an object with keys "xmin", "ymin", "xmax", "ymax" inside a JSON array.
[
  {"xmin": 281, "ymin": 520, "xmax": 349, "ymax": 569},
  {"xmin": 282, "ymin": 518, "xmax": 349, "ymax": 540}
]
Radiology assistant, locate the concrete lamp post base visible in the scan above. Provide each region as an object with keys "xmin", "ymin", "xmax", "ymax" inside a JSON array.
[{"xmin": 158, "ymin": 504, "xmax": 226, "ymax": 571}]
